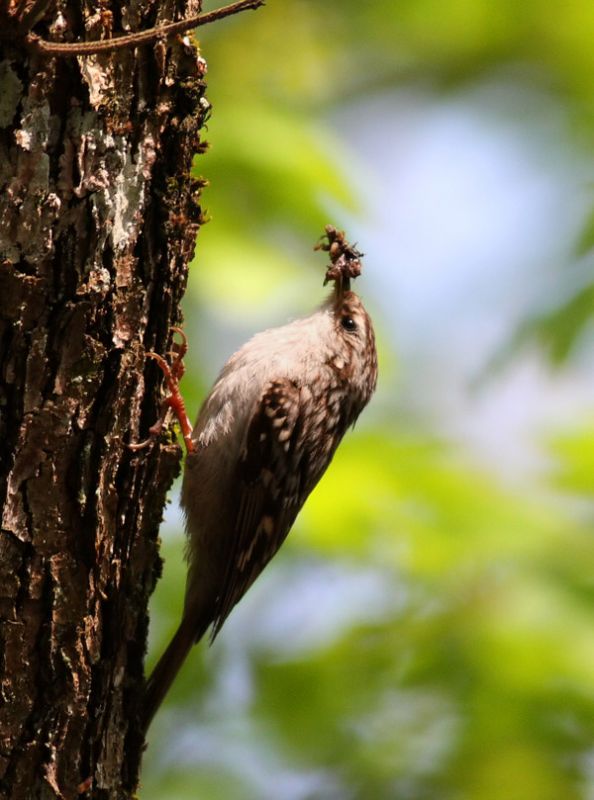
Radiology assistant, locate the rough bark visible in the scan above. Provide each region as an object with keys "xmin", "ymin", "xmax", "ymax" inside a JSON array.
[{"xmin": 0, "ymin": 1, "xmax": 207, "ymax": 797}]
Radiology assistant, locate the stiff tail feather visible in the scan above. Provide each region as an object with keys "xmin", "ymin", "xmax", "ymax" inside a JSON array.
[{"xmin": 141, "ymin": 614, "xmax": 210, "ymax": 735}]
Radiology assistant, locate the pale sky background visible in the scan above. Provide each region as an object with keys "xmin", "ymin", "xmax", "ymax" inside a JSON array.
[{"xmin": 334, "ymin": 80, "xmax": 594, "ymax": 485}]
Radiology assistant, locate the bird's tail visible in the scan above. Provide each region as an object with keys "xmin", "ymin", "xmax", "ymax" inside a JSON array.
[{"xmin": 141, "ymin": 614, "xmax": 209, "ymax": 735}]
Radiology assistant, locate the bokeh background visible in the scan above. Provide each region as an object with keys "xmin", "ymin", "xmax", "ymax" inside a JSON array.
[{"xmin": 142, "ymin": 2, "xmax": 594, "ymax": 798}]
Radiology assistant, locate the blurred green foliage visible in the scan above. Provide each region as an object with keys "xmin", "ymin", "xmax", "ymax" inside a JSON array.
[{"xmin": 142, "ymin": 1, "xmax": 594, "ymax": 798}]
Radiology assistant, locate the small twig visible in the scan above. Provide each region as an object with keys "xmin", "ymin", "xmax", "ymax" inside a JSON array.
[{"xmin": 26, "ymin": 0, "xmax": 264, "ymax": 56}]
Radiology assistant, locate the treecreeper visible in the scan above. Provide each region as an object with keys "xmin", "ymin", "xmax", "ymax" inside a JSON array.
[{"xmin": 141, "ymin": 225, "xmax": 378, "ymax": 733}]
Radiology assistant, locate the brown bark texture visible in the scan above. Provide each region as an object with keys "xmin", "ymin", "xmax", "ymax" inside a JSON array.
[{"xmin": 0, "ymin": 1, "xmax": 207, "ymax": 797}]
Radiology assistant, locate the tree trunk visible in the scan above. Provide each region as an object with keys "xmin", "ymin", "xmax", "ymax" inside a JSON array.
[{"xmin": 0, "ymin": 2, "xmax": 207, "ymax": 796}]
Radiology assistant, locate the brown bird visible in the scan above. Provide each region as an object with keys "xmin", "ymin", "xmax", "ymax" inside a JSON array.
[{"xmin": 142, "ymin": 226, "xmax": 377, "ymax": 732}]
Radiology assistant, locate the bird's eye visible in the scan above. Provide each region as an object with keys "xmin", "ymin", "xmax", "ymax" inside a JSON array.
[{"xmin": 341, "ymin": 316, "xmax": 357, "ymax": 332}]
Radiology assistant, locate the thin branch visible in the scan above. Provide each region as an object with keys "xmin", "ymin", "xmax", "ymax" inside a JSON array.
[{"xmin": 27, "ymin": 0, "xmax": 264, "ymax": 56}]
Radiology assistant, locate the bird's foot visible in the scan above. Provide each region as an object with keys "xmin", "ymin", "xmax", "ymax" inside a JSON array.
[{"xmin": 129, "ymin": 327, "xmax": 195, "ymax": 453}]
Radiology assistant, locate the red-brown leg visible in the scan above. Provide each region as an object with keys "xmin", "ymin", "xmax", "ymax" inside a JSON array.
[{"xmin": 129, "ymin": 329, "xmax": 195, "ymax": 453}]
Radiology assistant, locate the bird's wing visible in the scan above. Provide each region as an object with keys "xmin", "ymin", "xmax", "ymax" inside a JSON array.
[{"xmin": 211, "ymin": 378, "xmax": 310, "ymax": 638}]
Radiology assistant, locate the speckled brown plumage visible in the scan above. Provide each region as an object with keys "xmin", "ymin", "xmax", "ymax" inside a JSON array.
[{"xmin": 143, "ymin": 228, "xmax": 377, "ymax": 732}]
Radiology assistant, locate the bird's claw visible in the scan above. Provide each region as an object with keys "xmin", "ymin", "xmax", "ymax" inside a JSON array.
[{"xmin": 129, "ymin": 328, "xmax": 195, "ymax": 453}]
